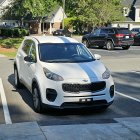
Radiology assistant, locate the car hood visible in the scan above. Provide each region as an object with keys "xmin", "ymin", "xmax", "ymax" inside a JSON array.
[
  {"xmin": 40, "ymin": 61, "xmax": 106, "ymax": 79},
  {"xmin": 83, "ymin": 33, "xmax": 91, "ymax": 38}
]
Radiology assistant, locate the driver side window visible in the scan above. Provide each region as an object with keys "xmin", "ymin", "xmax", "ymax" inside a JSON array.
[
  {"xmin": 22, "ymin": 40, "xmax": 31, "ymax": 55},
  {"xmin": 93, "ymin": 29, "xmax": 100, "ymax": 36},
  {"xmin": 29, "ymin": 42, "xmax": 37, "ymax": 62}
]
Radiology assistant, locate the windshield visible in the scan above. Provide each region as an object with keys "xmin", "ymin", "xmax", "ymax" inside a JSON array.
[{"xmin": 38, "ymin": 43, "xmax": 95, "ymax": 63}]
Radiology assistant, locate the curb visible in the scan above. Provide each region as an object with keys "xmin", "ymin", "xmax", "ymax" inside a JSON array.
[{"xmin": 0, "ymin": 117, "xmax": 139, "ymax": 140}]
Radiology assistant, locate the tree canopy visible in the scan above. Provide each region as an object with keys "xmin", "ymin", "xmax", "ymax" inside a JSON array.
[
  {"xmin": 2, "ymin": 0, "xmax": 124, "ymax": 33},
  {"xmin": 69, "ymin": 0, "xmax": 124, "ymax": 25},
  {"xmin": 2, "ymin": 0, "xmax": 57, "ymax": 20}
]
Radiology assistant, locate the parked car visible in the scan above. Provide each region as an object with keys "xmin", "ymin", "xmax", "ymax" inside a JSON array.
[
  {"xmin": 53, "ymin": 29, "xmax": 72, "ymax": 37},
  {"xmin": 82, "ymin": 27, "xmax": 134, "ymax": 50},
  {"xmin": 134, "ymin": 32, "xmax": 140, "ymax": 46},
  {"xmin": 14, "ymin": 36, "xmax": 115, "ymax": 113},
  {"xmin": 131, "ymin": 28, "xmax": 140, "ymax": 35}
]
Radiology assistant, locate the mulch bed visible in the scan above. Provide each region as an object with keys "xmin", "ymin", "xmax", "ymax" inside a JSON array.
[{"xmin": 0, "ymin": 45, "xmax": 17, "ymax": 53}]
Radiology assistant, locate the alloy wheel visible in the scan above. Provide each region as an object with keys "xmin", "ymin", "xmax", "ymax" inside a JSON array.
[{"xmin": 106, "ymin": 41, "xmax": 114, "ymax": 50}]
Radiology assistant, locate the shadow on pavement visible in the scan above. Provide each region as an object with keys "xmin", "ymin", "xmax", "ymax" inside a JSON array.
[{"xmin": 8, "ymin": 74, "xmax": 34, "ymax": 110}]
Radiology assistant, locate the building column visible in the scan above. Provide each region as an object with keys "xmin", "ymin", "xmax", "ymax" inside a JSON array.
[
  {"xmin": 38, "ymin": 22, "xmax": 42, "ymax": 34},
  {"xmin": 50, "ymin": 22, "xmax": 52, "ymax": 34}
]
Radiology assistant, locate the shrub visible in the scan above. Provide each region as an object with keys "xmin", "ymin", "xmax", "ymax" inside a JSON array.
[
  {"xmin": 20, "ymin": 29, "xmax": 29, "ymax": 36},
  {"xmin": 13, "ymin": 28, "xmax": 21, "ymax": 37},
  {"xmin": 0, "ymin": 28, "xmax": 29, "ymax": 37}
]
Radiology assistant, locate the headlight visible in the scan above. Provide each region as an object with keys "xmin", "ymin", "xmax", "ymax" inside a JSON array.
[
  {"xmin": 102, "ymin": 68, "xmax": 110, "ymax": 79},
  {"xmin": 43, "ymin": 68, "xmax": 64, "ymax": 81}
]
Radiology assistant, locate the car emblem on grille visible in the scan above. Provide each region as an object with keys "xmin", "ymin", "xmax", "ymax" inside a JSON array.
[{"xmin": 83, "ymin": 79, "xmax": 88, "ymax": 82}]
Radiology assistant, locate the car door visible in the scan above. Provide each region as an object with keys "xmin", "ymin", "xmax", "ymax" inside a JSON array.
[
  {"xmin": 89, "ymin": 29, "xmax": 101, "ymax": 45},
  {"xmin": 20, "ymin": 40, "xmax": 37, "ymax": 89},
  {"xmin": 97, "ymin": 29, "xmax": 108, "ymax": 46},
  {"xmin": 18, "ymin": 40, "xmax": 31, "ymax": 83}
]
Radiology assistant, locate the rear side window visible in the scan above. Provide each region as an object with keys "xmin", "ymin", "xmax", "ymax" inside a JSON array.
[
  {"xmin": 135, "ymin": 29, "xmax": 140, "ymax": 32},
  {"xmin": 100, "ymin": 29, "xmax": 108, "ymax": 34},
  {"xmin": 117, "ymin": 29, "xmax": 132, "ymax": 34},
  {"xmin": 131, "ymin": 29, "xmax": 135, "ymax": 31},
  {"xmin": 108, "ymin": 29, "xmax": 115, "ymax": 34}
]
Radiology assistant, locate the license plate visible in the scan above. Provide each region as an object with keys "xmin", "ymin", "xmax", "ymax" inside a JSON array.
[
  {"xmin": 79, "ymin": 98, "xmax": 93, "ymax": 102},
  {"xmin": 125, "ymin": 36, "xmax": 129, "ymax": 39}
]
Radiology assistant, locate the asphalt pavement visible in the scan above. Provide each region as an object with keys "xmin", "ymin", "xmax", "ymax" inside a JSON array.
[{"xmin": 0, "ymin": 41, "xmax": 140, "ymax": 139}]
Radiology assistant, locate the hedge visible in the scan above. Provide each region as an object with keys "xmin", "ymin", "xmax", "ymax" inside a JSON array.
[{"xmin": 0, "ymin": 28, "xmax": 29, "ymax": 37}]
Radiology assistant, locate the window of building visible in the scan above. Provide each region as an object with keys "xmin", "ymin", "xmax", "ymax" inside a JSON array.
[{"xmin": 123, "ymin": 7, "xmax": 129, "ymax": 16}]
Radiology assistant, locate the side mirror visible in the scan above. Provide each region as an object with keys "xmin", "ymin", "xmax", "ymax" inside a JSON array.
[
  {"xmin": 24, "ymin": 55, "xmax": 35, "ymax": 62},
  {"xmin": 94, "ymin": 54, "xmax": 101, "ymax": 60}
]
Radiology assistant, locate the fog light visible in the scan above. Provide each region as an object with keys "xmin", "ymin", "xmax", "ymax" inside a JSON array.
[
  {"xmin": 110, "ymin": 85, "xmax": 114, "ymax": 98},
  {"xmin": 46, "ymin": 89, "xmax": 57, "ymax": 102}
]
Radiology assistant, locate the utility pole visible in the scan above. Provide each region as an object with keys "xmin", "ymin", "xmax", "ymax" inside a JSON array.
[{"xmin": 62, "ymin": 0, "xmax": 65, "ymax": 29}]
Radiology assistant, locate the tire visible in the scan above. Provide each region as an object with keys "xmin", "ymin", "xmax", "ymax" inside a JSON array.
[
  {"xmin": 14, "ymin": 67, "xmax": 22, "ymax": 88},
  {"xmin": 82, "ymin": 39, "xmax": 90, "ymax": 48},
  {"xmin": 106, "ymin": 41, "xmax": 114, "ymax": 50},
  {"xmin": 32, "ymin": 84, "xmax": 43, "ymax": 113},
  {"xmin": 122, "ymin": 45, "xmax": 130, "ymax": 50}
]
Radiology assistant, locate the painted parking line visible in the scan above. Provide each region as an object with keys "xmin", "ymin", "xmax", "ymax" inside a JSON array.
[
  {"xmin": 130, "ymin": 49, "xmax": 140, "ymax": 50},
  {"xmin": 91, "ymin": 49, "xmax": 119, "ymax": 53},
  {"xmin": 0, "ymin": 54, "xmax": 6, "ymax": 57},
  {"xmin": 116, "ymin": 91, "xmax": 140, "ymax": 103},
  {"xmin": 131, "ymin": 71, "xmax": 140, "ymax": 74},
  {"xmin": 0, "ymin": 78, "xmax": 12, "ymax": 124}
]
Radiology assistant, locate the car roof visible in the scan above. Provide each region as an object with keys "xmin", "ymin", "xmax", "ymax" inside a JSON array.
[
  {"xmin": 24, "ymin": 36, "xmax": 79, "ymax": 44},
  {"xmin": 131, "ymin": 28, "xmax": 140, "ymax": 29}
]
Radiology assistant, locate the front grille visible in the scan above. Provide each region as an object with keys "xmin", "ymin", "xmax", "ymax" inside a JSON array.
[{"xmin": 62, "ymin": 81, "xmax": 106, "ymax": 93}]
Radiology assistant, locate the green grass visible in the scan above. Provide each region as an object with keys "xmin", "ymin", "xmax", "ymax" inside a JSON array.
[
  {"xmin": 0, "ymin": 52, "xmax": 16, "ymax": 58},
  {"xmin": 0, "ymin": 37, "xmax": 23, "ymax": 49}
]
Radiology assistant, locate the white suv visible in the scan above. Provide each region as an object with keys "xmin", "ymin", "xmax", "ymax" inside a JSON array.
[{"xmin": 14, "ymin": 36, "xmax": 115, "ymax": 113}]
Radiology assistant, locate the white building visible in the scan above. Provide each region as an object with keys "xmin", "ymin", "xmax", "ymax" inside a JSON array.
[
  {"xmin": 112, "ymin": 0, "xmax": 140, "ymax": 30},
  {"xmin": 29, "ymin": 6, "xmax": 67, "ymax": 34},
  {"xmin": 0, "ymin": 0, "xmax": 18, "ymax": 27}
]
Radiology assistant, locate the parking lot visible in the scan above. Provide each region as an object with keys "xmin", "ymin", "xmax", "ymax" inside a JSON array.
[{"xmin": 0, "ymin": 44, "xmax": 140, "ymax": 126}]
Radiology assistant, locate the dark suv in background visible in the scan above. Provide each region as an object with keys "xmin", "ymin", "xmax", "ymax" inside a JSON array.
[
  {"xmin": 82, "ymin": 27, "xmax": 134, "ymax": 50},
  {"xmin": 53, "ymin": 29, "xmax": 72, "ymax": 37}
]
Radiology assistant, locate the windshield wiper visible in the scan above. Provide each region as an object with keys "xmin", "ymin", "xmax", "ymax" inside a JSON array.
[{"xmin": 46, "ymin": 59, "xmax": 72, "ymax": 63}]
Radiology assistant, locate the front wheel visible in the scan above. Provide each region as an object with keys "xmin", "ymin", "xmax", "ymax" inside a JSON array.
[
  {"xmin": 106, "ymin": 41, "xmax": 114, "ymax": 50},
  {"xmin": 32, "ymin": 84, "xmax": 43, "ymax": 113},
  {"xmin": 14, "ymin": 67, "xmax": 22, "ymax": 88},
  {"xmin": 82, "ymin": 39, "xmax": 90, "ymax": 48},
  {"xmin": 122, "ymin": 46, "xmax": 130, "ymax": 50}
]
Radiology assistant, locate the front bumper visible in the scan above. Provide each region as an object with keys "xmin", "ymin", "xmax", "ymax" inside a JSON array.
[
  {"xmin": 39, "ymin": 76, "xmax": 115, "ymax": 108},
  {"xmin": 42, "ymin": 100, "xmax": 114, "ymax": 109}
]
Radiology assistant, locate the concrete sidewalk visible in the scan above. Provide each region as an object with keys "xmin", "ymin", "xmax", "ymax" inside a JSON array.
[
  {"xmin": 0, "ymin": 54, "xmax": 6, "ymax": 57},
  {"xmin": 0, "ymin": 117, "xmax": 140, "ymax": 140}
]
